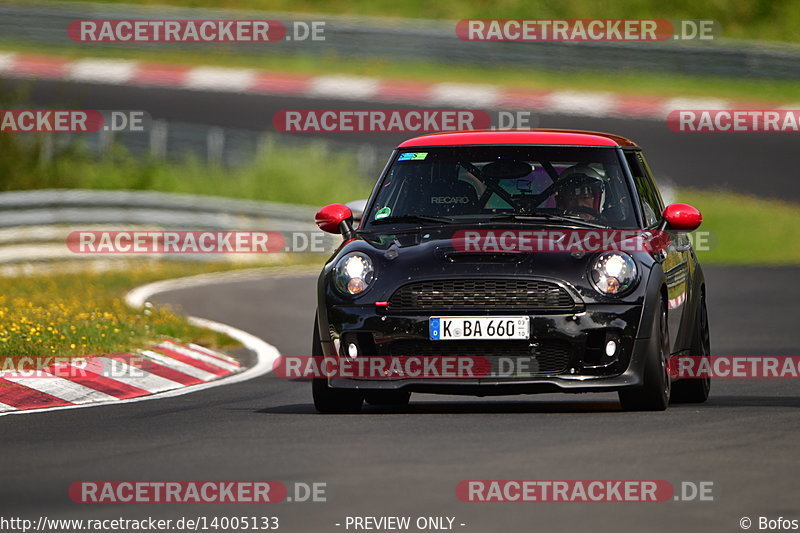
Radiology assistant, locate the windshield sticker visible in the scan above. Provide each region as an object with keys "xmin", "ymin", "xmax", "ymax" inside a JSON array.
[
  {"xmin": 374, "ymin": 206, "xmax": 392, "ymax": 220},
  {"xmin": 397, "ymin": 152, "xmax": 428, "ymax": 162}
]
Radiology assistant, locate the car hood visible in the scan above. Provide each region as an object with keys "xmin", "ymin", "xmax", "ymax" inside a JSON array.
[{"xmin": 328, "ymin": 225, "xmax": 656, "ymax": 305}]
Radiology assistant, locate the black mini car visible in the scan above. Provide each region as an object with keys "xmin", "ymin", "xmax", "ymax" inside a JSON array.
[{"xmin": 312, "ymin": 130, "xmax": 710, "ymax": 413}]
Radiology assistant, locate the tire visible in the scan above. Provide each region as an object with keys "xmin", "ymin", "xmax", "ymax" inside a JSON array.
[
  {"xmin": 619, "ymin": 298, "xmax": 671, "ymax": 411},
  {"xmin": 671, "ymin": 292, "xmax": 711, "ymax": 403},
  {"xmin": 364, "ymin": 390, "xmax": 411, "ymax": 406},
  {"xmin": 311, "ymin": 316, "xmax": 363, "ymax": 414}
]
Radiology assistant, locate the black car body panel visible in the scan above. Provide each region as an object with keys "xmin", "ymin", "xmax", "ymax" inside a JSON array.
[{"xmin": 313, "ymin": 131, "xmax": 707, "ymax": 404}]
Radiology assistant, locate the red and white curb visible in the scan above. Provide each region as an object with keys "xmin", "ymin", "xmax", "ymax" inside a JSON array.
[
  {"xmin": 668, "ymin": 292, "xmax": 687, "ymax": 310},
  {"xmin": 0, "ymin": 52, "xmax": 788, "ymax": 120},
  {"xmin": 0, "ymin": 341, "xmax": 239, "ymax": 412},
  {"xmin": 0, "ymin": 268, "xmax": 288, "ymax": 416}
]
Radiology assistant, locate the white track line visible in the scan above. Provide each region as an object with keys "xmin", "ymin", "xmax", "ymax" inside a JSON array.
[
  {"xmin": 185, "ymin": 67, "xmax": 256, "ymax": 92},
  {"xmin": 547, "ymin": 90, "xmax": 617, "ymax": 117},
  {"xmin": 0, "ymin": 53, "xmax": 16, "ymax": 74},
  {"xmin": 429, "ymin": 83, "xmax": 500, "ymax": 107},
  {"xmin": 186, "ymin": 341, "xmax": 240, "ymax": 365},
  {"xmin": 125, "ymin": 266, "xmax": 319, "ymax": 308},
  {"xmin": 67, "ymin": 59, "xmax": 137, "ymax": 84},
  {"xmin": 309, "ymin": 75, "xmax": 379, "ymax": 100},
  {"xmin": 156, "ymin": 341, "xmax": 239, "ymax": 372},
  {"xmin": 662, "ymin": 97, "xmax": 731, "ymax": 111},
  {"xmin": 139, "ymin": 349, "xmax": 218, "ymax": 381}
]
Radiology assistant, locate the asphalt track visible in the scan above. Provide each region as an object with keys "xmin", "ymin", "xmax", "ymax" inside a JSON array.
[
  {"xmin": 1, "ymin": 266, "xmax": 799, "ymax": 533},
  {"xmin": 2, "ymin": 75, "xmax": 799, "ymax": 532},
  {"xmin": 3, "ymin": 77, "xmax": 800, "ymax": 200}
]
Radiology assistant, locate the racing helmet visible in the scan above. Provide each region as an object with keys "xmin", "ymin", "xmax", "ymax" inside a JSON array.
[{"xmin": 554, "ymin": 165, "xmax": 606, "ymax": 212}]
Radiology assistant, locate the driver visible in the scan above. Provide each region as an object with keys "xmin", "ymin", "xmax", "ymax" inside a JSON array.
[{"xmin": 554, "ymin": 167, "xmax": 606, "ymax": 220}]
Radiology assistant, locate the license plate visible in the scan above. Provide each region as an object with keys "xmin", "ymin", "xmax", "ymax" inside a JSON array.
[{"xmin": 429, "ymin": 316, "xmax": 529, "ymax": 340}]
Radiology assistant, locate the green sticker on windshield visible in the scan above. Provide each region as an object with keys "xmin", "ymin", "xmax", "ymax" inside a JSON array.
[
  {"xmin": 397, "ymin": 152, "xmax": 428, "ymax": 161},
  {"xmin": 375, "ymin": 207, "xmax": 392, "ymax": 220}
]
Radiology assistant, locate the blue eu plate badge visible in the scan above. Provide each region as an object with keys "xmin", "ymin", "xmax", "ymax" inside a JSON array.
[{"xmin": 429, "ymin": 318, "xmax": 441, "ymax": 340}]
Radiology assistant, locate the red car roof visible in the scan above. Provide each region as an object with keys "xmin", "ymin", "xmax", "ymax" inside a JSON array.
[{"xmin": 397, "ymin": 129, "xmax": 638, "ymax": 148}]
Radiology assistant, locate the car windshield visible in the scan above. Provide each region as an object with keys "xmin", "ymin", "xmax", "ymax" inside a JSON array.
[{"xmin": 363, "ymin": 146, "xmax": 638, "ymax": 229}]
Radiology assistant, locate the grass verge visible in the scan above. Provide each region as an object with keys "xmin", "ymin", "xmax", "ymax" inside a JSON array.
[
  {"xmin": 0, "ymin": 137, "xmax": 374, "ymax": 206},
  {"xmin": 0, "ymin": 255, "xmax": 324, "ymax": 358},
  {"xmin": 677, "ymin": 188, "xmax": 800, "ymax": 266}
]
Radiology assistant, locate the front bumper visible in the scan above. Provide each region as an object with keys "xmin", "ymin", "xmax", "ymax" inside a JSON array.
[{"xmin": 320, "ymin": 304, "xmax": 648, "ymax": 395}]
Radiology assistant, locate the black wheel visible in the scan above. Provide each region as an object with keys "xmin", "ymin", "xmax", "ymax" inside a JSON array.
[
  {"xmin": 311, "ymin": 316, "xmax": 363, "ymax": 414},
  {"xmin": 671, "ymin": 292, "xmax": 711, "ymax": 403},
  {"xmin": 619, "ymin": 299, "xmax": 671, "ymax": 411},
  {"xmin": 364, "ymin": 390, "xmax": 411, "ymax": 406}
]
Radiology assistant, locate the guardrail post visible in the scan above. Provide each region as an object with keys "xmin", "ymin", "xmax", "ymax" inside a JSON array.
[
  {"xmin": 38, "ymin": 133, "xmax": 53, "ymax": 164},
  {"xmin": 357, "ymin": 143, "xmax": 377, "ymax": 178},
  {"xmin": 98, "ymin": 124, "xmax": 114, "ymax": 153},
  {"xmin": 149, "ymin": 119, "xmax": 168, "ymax": 159},
  {"xmin": 207, "ymin": 126, "xmax": 225, "ymax": 165}
]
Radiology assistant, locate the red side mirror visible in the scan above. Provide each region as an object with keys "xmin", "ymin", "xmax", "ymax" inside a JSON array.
[
  {"xmin": 662, "ymin": 203, "xmax": 702, "ymax": 232},
  {"xmin": 315, "ymin": 203, "xmax": 353, "ymax": 234}
]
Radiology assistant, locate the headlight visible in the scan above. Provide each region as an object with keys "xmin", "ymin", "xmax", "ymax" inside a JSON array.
[
  {"xmin": 590, "ymin": 252, "xmax": 637, "ymax": 296},
  {"xmin": 333, "ymin": 252, "xmax": 374, "ymax": 296}
]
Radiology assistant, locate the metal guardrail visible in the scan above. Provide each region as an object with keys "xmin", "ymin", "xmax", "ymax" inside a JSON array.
[
  {"xmin": 0, "ymin": 1, "xmax": 799, "ymax": 79},
  {"xmin": 0, "ymin": 189, "xmax": 343, "ymax": 265},
  {"xmin": 0, "ymin": 189, "xmax": 317, "ymax": 228},
  {"xmin": 19, "ymin": 119, "xmax": 390, "ymax": 178}
]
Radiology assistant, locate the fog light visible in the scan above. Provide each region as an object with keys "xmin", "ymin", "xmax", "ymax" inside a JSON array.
[
  {"xmin": 347, "ymin": 342, "xmax": 359, "ymax": 358},
  {"xmin": 347, "ymin": 278, "xmax": 365, "ymax": 294},
  {"xmin": 605, "ymin": 340, "xmax": 617, "ymax": 357}
]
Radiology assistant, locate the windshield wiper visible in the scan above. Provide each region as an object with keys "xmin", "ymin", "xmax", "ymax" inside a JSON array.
[
  {"xmin": 487, "ymin": 213, "xmax": 609, "ymax": 229},
  {"xmin": 370, "ymin": 214, "xmax": 454, "ymax": 225}
]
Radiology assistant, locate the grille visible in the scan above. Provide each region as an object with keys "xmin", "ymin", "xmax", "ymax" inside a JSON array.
[
  {"xmin": 379, "ymin": 339, "xmax": 572, "ymax": 376},
  {"xmin": 389, "ymin": 279, "xmax": 575, "ymax": 311}
]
